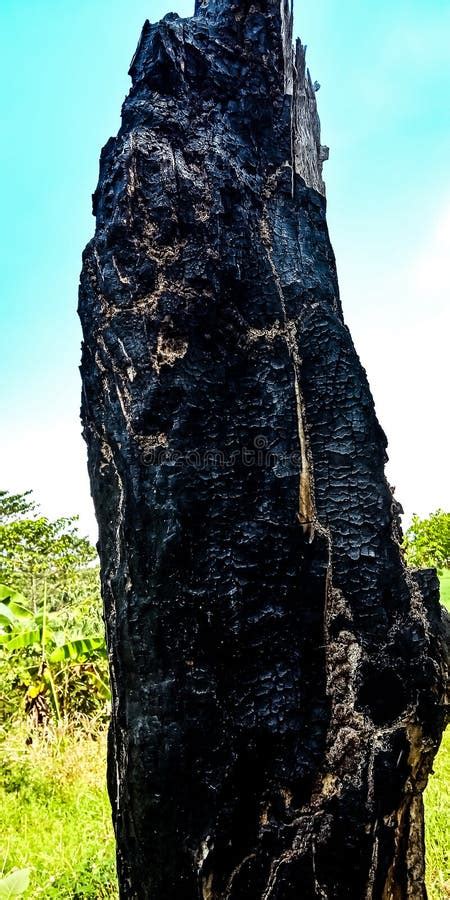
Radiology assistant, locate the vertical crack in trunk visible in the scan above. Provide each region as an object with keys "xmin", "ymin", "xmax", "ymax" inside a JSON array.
[{"xmin": 259, "ymin": 213, "xmax": 316, "ymax": 541}]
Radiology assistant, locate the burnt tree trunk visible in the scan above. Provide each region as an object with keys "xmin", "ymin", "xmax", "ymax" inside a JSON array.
[{"xmin": 79, "ymin": 1, "xmax": 447, "ymax": 897}]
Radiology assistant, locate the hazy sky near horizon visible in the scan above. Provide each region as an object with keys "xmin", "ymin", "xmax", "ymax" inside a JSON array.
[{"xmin": 0, "ymin": 0, "xmax": 449, "ymax": 541}]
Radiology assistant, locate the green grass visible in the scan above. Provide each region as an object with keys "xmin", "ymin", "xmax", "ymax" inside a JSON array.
[
  {"xmin": 423, "ymin": 569, "xmax": 449, "ymax": 899},
  {"xmin": 0, "ymin": 724, "xmax": 118, "ymax": 898},
  {"xmin": 439, "ymin": 568, "xmax": 450, "ymax": 611},
  {"xmin": 425, "ymin": 727, "xmax": 450, "ymax": 900}
]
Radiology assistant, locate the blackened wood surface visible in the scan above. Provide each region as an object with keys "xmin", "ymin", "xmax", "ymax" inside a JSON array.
[{"xmin": 79, "ymin": 2, "xmax": 448, "ymax": 897}]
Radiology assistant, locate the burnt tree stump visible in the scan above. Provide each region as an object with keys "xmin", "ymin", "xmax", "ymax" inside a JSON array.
[{"xmin": 79, "ymin": 1, "xmax": 448, "ymax": 897}]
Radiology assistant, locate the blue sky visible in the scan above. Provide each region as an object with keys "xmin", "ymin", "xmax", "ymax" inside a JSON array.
[{"xmin": 0, "ymin": 0, "xmax": 449, "ymax": 540}]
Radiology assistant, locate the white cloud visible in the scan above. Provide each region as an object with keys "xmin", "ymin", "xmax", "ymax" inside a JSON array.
[
  {"xmin": 412, "ymin": 200, "xmax": 450, "ymax": 306},
  {"xmin": 1, "ymin": 418, "xmax": 98, "ymax": 543},
  {"xmin": 348, "ymin": 198, "xmax": 450, "ymax": 524}
]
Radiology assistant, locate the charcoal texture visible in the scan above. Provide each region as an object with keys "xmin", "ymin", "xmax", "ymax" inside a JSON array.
[{"xmin": 79, "ymin": 1, "xmax": 448, "ymax": 897}]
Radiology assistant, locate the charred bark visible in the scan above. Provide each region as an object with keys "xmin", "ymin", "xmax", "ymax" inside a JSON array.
[{"xmin": 79, "ymin": 1, "xmax": 448, "ymax": 897}]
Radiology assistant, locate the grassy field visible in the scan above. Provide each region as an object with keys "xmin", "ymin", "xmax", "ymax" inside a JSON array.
[
  {"xmin": 423, "ymin": 570, "xmax": 450, "ymax": 899},
  {"xmin": 425, "ymin": 727, "xmax": 450, "ymax": 900},
  {"xmin": 439, "ymin": 568, "xmax": 450, "ymax": 610},
  {"xmin": 0, "ymin": 725, "xmax": 117, "ymax": 898},
  {"xmin": 1, "ymin": 575, "xmax": 448, "ymax": 898}
]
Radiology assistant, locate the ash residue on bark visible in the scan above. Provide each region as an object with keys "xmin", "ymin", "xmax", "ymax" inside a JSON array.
[{"xmin": 79, "ymin": 1, "xmax": 448, "ymax": 897}]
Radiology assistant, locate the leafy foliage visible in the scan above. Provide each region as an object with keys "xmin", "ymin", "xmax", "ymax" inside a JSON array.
[
  {"xmin": 0, "ymin": 868, "xmax": 31, "ymax": 899},
  {"xmin": 0, "ymin": 586, "xmax": 109, "ymax": 723},
  {"xmin": 0, "ymin": 586, "xmax": 30, "ymax": 627},
  {"xmin": 0, "ymin": 490, "xmax": 96, "ymax": 607},
  {"xmin": 404, "ymin": 510, "xmax": 450, "ymax": 573},
  {"xmin": 0, "ymin": 491, "xmax": 108, "ymax": 726}
]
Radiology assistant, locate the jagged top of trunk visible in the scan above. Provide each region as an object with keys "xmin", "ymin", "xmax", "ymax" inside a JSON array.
[{"xmin": 127, "ymin": 0, "xmax": 328, "ymax": 194}]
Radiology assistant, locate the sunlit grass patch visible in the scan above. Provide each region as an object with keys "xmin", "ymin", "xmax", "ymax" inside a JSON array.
[
  {"xmin": 0, "ymin": 722, "xmax": 118, "ymax": 898},
  {"xmin": 425, "ymin": 726, "xmax": 450, "ymax": 900},
  {"xmin": 439, "ymin": 569, "xmax": 450, "ymax": 611},
  {"xmin": 424, "ymin": 571, "xmax": 449, "ymax": 899}
]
